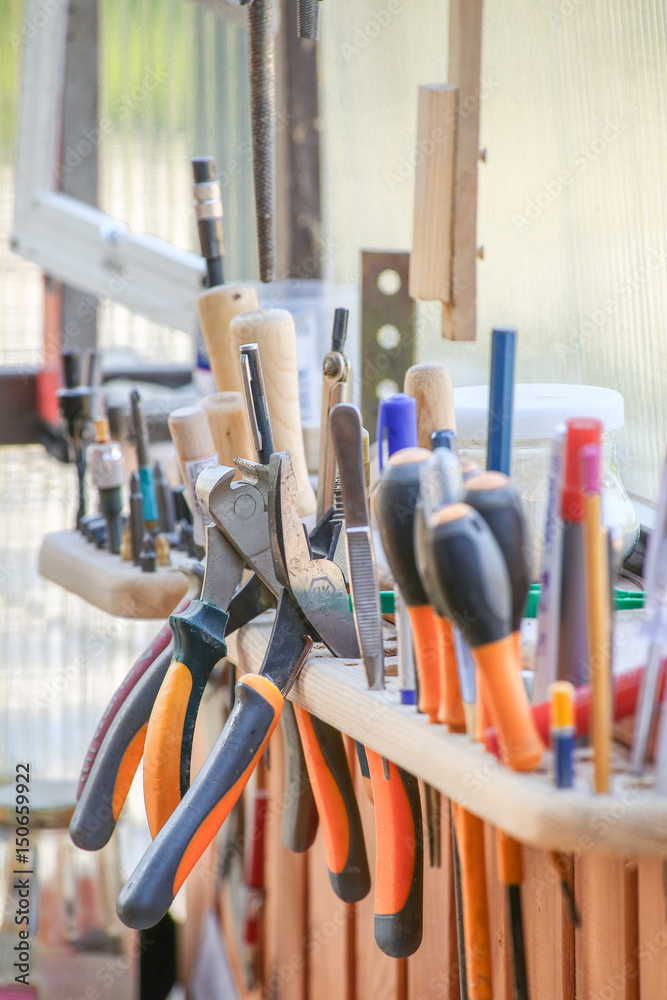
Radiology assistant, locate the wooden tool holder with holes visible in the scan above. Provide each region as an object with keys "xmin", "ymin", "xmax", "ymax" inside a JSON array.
[{"xmin": 219, "ymin": 610, "xmax": 667, "ymax": 1000}]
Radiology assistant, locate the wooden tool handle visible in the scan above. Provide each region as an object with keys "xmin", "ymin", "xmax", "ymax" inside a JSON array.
[
  {"xmin": 201, "ymin": 391, "xmax": 255, "ymax": 469},
  {"xmin": 404, "ymin": 363, "xmax": 456, "ymax": 447},
  {"xmin": 167, "ymin": 406, "xmax": 218, "ymax": 544},
  {"xmin": 229, "ymin": 308, "xmax": 316, "ymax": 516},
  {"xmin": 196, "ymin": 284, "xmax": 259, "ymax": 393}
]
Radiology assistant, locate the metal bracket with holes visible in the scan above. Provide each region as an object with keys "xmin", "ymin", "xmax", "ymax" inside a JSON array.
[{"xmin": 360, "ymin": 250, "xmax": 415, "ymax": 439}]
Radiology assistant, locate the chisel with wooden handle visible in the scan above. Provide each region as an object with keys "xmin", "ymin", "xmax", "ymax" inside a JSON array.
[
  {"xmin": 197, "ymin": 284, "xmax": 259, "ymax": 394},
  {"xmin": 229, "ymin": 308, "xmax": 317, "ymax": 516}
]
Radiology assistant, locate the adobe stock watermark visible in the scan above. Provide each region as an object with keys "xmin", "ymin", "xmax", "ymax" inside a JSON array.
[
  {"xmin": 340, "ymin": 0, "xmax": 404, "ymax": 61},
  {"xmin": 52, "ymin": 65, "xmax": 168, "ymax": 184},
  {"xmin": 385, "ymin": 75, "xmax": 501, "ymax": 191},
  {"xmin": 10, "ymin": 0, "xmax": 68, "ymax": 51},
  {"xmin": 512, "ymin": 120, "xmax": 627, "ymax": 230}
]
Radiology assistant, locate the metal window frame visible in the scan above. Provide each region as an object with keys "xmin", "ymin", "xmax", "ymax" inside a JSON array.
[{"xmin": 11, "ymin": 0, "xmax": 206, "ymax": 335}]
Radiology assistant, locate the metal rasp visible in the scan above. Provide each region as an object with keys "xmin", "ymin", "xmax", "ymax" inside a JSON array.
[
  {"xmin": 329, "ymin": 403, "xmax": 384, "ymax": 690},
  {"xmin": 297, "ymin": 0, "xmax": 320, "ymax": 39},
  {"xmin": 245, "ymin": 0, "xmax": 276, "ymax": 281}
]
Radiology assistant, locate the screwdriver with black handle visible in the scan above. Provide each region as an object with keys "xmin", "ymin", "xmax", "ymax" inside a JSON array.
[
  {"xmin": 462, "ymin": 470, "xmax": 540, "ymax": 1000},
  {"xmin": 376, "ymin": 448, "xmax": 442, "ymax": 723},
  {"xmin": 426, "ymin": 504, "xmax": 544, "ymax": 1000},
  {"xmin": 330, "ymin": 403, "xmax": 423, "ymax": 958}
]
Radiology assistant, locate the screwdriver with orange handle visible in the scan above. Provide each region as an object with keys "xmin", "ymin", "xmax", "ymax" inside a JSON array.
[
  {"xmin": 376, "ymin": 448, "xmax": 442, "ymax": 722},
  {"xmin": 427, "ymin": 504, "xmax": 542, "ymax": 1000},
  {"xmin": 418, "ymin": 483, "xmax": 492, "ymax": 1000},
  {"xmin": 415, "ymin": 446, "xmax": 467, "ymax": 732},
  {"xmin": 462, "ymin": 471, "xmax": 533, "ymax": 1000}
]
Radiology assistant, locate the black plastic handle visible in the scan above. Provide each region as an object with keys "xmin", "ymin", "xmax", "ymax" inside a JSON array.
[
  {"xmin": 143, "ymin": 599, "xmax": 229, "ymax": 837},
  {"xmin": 280, "ymin": 699, "xmax": 319, "ymax": 853},
  {"xmin": 70, "ymin": 647, "xmax": 174, "ymax": 851}
]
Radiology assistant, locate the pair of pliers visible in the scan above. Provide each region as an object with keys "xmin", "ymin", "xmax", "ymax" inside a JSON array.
[
  {"xmin": 69, "ymin": 546, "xmax": 275, "ymax": 852},
  {"xmin": 117, "ymin": 452, "xmax": 369, "ymax": 929}
]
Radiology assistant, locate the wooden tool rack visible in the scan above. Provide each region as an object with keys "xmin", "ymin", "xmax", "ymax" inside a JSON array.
[{"xmin": 221, "ymin": 611, "xmax": 667, "ymax": 1000}]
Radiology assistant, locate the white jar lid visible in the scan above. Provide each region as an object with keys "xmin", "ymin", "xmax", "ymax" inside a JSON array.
[{"xmin": 453, "ymin": 383, "xmax": 624, "ymax": 441}]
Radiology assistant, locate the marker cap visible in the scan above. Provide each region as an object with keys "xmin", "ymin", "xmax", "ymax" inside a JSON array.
[
  {"xmin": 561, "ymin": 418, "xmax": 602, "ymax": 522},
  {"xmin": 549, "ymin": 680, "xmax": 575, "ymax": 729}
]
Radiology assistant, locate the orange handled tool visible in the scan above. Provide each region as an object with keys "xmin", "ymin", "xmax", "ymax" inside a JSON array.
[
  {"xmin": 415, "ymin": 447, "xmax": 467, "ymax": 731},
  {"xmin": 428, "ymin": 503, "xmax": 544, "ymax": 772},
  {"xmin": 331, "ymin": 403, "xmax": 424, "ymax": 955},
  {"xmin": 463, "ymin": 471, "xmax": 531, "ymax": 663},
  {"xmin": 497, "ymin": 829, "xmax": 529, "ymax": 1000},
  {"xmin": 293, "ymin": 707, "xmax": 370, "ymax": 902},
  {"xmin": 366, "ymin": 749, "xmax": 424, "ymax": 958},
  {"xmin": 452, "ymin": 803, "xmax": 493, "ymax": 999},
  {"xmin": 117, "ymin": 591, "xmax": 313, "ymax": 930},
  {"xmin": 376, "ymin": 448, "xmax": 442, "ymax": 721},
  {"xmin": 143, "ymin": 525, "xmax": 246, "ymax": 836}
]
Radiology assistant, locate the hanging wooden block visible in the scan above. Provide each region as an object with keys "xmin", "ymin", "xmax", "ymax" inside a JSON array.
[
  {"xmin": 409, "ymin": 84, "xmax": 458, "ymax": 305},
  {"xmin": 442, "ymin": 0, "xmax": 484, "ymax": 342}
]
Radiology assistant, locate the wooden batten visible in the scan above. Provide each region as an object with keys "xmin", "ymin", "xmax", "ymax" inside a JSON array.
[{"xmin": 409, "ymin": 85, "xmax": 457, "ymax": 305}]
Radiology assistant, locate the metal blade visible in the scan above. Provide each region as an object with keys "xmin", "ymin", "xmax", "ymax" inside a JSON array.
[
  {"xmin": 346, "ymin": 527, "xmax": 384, "ymax": 690},
  {"xmin": 201, "ymin": 525, "xmax": 246, "ymax": 609}
]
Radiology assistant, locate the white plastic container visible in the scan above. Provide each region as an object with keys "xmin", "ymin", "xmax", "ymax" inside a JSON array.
[{"xmin": 453, "ymin": 384, "xmax": 639, "ymax": 577}]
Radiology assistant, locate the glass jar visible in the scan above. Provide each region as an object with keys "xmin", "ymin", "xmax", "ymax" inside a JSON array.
[{"xmin": 453, "ymin": 384, "xmax": 640, "ymax": 579}]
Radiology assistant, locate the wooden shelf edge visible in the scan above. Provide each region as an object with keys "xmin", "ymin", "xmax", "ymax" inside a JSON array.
[
  {"xmin": 38, "ymin": 529, "xmax": 188, "ymax": 619},
  {"xmin": 226, "ymin": 613, "xmax": 667, "ymax": 857}
]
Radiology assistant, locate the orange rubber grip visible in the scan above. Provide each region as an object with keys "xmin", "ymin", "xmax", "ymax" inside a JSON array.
[
  {"xmin": 452, "ymin": 803, "xmax": 493, "ymax": 1000},
  {"xmin": 174, "ymin": 674, "xmax": 283, "ymax": 894},
  {"xmin": 474, "ymin": 668, "xmax": 492, "ymax": 743},
  {"xmin": 366, "ymin": 748, "xmax": 423, "ymax": 958},
  {"xmin": 406, "ymin": 605, "xmax": 442, "ymax": 722},
  {"xmin": 294, "ymin": 707, "xmax": 349, "ymax": 869},
  {"xmin": 434, "ymin": 617, "xmax": 466, "ymax": 731},
  {"xmin": 112, "ymin": 723, "xmax": 148, "ymax": 821},
  {"xmin": 292, "ymin": 706, "xmax": 370, "ymax": 902},
  {"xmin": 144, "ymin": 661, "xmax": 192, "ymax": 837},
  {"xmin": 496, "ymin": 829, "xmax": 523, "ymax": 886},
  {"xmin": 116, "ymin": 673, "xmax": 285, "ymax": 932},
  {"xmin": 474, "ymin": 635, "xmax": 544, "ymax": 772}
]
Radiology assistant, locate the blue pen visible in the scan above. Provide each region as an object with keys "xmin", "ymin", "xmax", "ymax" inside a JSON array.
[
  {"xmin": 377, "ymin": 393, "xmax": 417, "ymax": 470},
  {"xmin": 377, "ymin": 393, "xmax": 418, "ymax": 703},
  {"xmin": 486, "ymin": 327, "xmax": 517, "ymax": 476}
]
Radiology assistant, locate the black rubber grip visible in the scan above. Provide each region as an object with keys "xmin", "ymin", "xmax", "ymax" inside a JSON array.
[
  {"xmin": 280, "ymin": 699, "xmax": 319, "ymax": 853},
  {"xmin": 169, "ymin": 599, "xmax": 230, "ymax": 796},
  {"xmin": 70, "ymin": 647, "xmax": 173, "ymax": 851}
]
